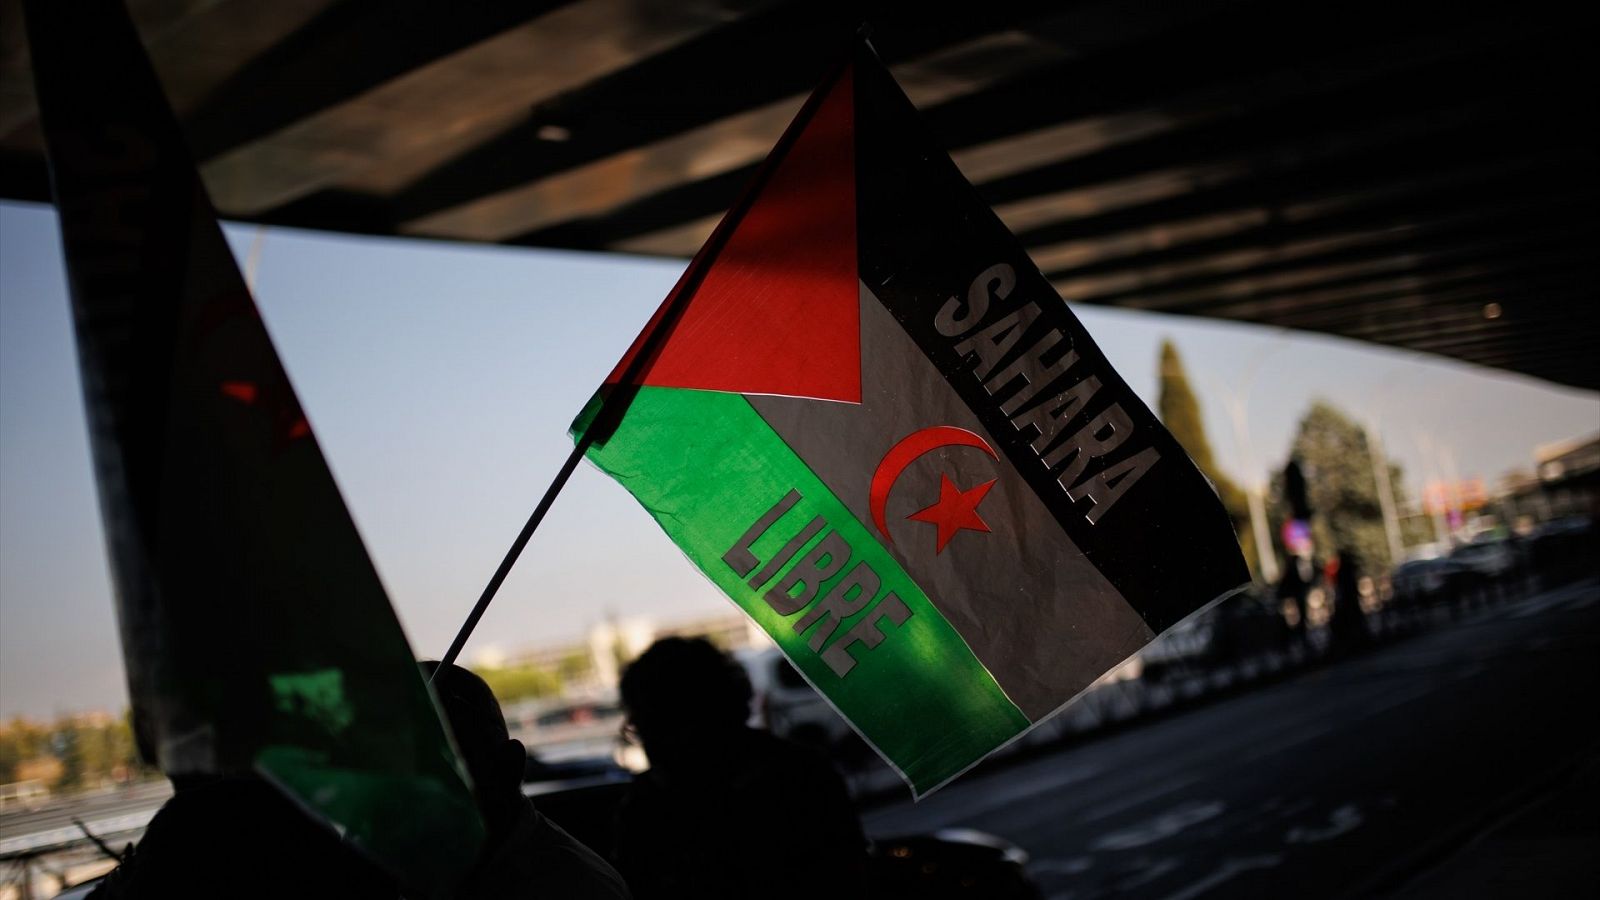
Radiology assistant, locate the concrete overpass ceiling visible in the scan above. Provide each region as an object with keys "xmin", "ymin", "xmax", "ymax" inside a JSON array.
[{"xmin": 2, "ymin": 0, "xmax": 1592, "ymax": 389}]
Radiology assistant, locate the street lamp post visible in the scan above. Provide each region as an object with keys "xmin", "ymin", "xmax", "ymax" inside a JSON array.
[
  {"xmin": 1365, "ymin": 419, "xmax": 1405, "ymax": 566},
  {"xmin": 243, "ymin": 224, "xmax": 268, "ymax": 292},
  {"xmin": 1219, "ymin": 393, "xmax": 1280, "ymax": 586},
  {"xmin": 1357, "ymin": 367, "xmax": 1419, "ymax": 569},
  {"xmin": 1212, "ymin": 339, "xmax": 1285, "ymax": 586},
  {"xmin": 1414, "ymin": 429, "xmax": 1454, "ymax": 546}
]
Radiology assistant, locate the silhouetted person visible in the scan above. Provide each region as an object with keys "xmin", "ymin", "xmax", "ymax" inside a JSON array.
[
  {"xmin": 1328, "ymin": 549, "xmax": 1370, "ymax": 654},
  {"xmin": 1276, "ymin": 555, "xmax": 1315, "ymax": 648},
  {"xmin": 422, "ymin": 661, "xmax": 631, "ymax": 899},
  {"xmin": 612, "ymin": 637, "xmax": 867, "ymax": 900},
  {"xmin": 86, "ymin": 776, "xmax": 399, "ymax": 899}
]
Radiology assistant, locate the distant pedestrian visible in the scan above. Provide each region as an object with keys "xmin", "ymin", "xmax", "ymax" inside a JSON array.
[
  {"xmin": 1328, "ymin": 549, "xmax": 1370, "ymax": 654},
  {"xmin": 1277, "ymin": 555, "xmax": 1315, "ymax": 649}
]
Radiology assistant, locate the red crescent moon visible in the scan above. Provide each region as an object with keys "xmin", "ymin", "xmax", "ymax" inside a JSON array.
[{"xmin": 869, "ymin": 426, "xmax": 998, "ymax": 544}]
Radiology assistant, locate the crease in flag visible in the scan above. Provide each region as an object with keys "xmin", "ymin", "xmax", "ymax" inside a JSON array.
[{"xmin": 576, "ymin": 40, "xmax": 1250, "ymax": 797}]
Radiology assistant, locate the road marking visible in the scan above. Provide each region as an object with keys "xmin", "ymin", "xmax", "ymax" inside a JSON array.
[
  {"xmin": 1154, "ymin": 854, "xmax": 1284, "ymax": 900},
  {"xmin": 1081, "ymin": 775, "xmax": 1202, "ymax": 822},
  {"xmin": 1090, "ymin": 800, "xmax": 1226, "ymax": 851},
  {"xmin": 1286, "ymin": 803, "xmax": 1363, "ymax": 843},
  {"xmin": 1117, "ymin": 857, "xmax": 1183, "ymax": 888}
]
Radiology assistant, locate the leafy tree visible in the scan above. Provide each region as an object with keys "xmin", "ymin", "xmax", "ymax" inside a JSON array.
[
  {"xmin": 74, "ymin": 719, "xmax": 134, "ymax": 784},
  {"xmin": 477, "ymin": 665, "xmax": 562, "ymax": 704},
  {"xmin": 53, "ymin": 726, "xmax": 85, "ymax": 788},
  {"xmin": 0, "ymin": 715, "xmax": 147, "ymax": 790},
  {"xmin": 0, "ymin": 717, "xmax": 49, "ymax": 783},
  {"xmin": 1156, "ymin": 340, "xmax": 1257, "ymax": 574},
  {"xmin": 557, "ymin": 650, "xmax": 595, "ymax": 685},
  {"xmin": 1270, "ymin": 400, "xmax": 1416, "ymax": 571}
]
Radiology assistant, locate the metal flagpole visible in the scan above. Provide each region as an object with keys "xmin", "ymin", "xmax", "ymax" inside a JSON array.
[
  {"xmin": 434, "ymin": 48, "xmax": 857, "ymax": 673},
  {"xmin": 435, "ymin": 437, "xmax": 592, "ymax": 672}
]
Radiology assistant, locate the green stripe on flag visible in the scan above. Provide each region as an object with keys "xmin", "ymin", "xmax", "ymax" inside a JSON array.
[{"xmin": 580, "ymin": 386, "xmax": 1029, "ymax": 793}]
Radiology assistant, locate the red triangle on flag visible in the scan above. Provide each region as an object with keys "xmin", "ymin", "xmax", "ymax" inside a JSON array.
[{"xmin": 606, "ymin": 63, "xmax": 860, "ymax": 403}]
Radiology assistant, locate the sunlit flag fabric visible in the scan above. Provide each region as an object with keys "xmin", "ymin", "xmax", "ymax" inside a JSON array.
[
  {"xmin": 577, "ymin": 43, "xmax": 1250, "ymax": 796},
  {"xmin": 23, "ymin": 0, "xmax": 482, "ymax": 893}
]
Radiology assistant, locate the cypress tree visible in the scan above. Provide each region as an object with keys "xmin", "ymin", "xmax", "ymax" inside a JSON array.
[{"xmin": 1156, "ymin": 340, "xmax": 1258, "ymax": 575}]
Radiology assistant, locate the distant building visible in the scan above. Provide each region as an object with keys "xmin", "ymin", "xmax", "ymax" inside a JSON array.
[
  {"xmin": 1497, "ymin": 433, "xmax": 1599, "ymax": 525},
  {"xmin": 499, "ymin": 611, "xmax": 771, "ymax": 696},
  {"xmin": 492, "ymin": 612, "xmax": 773, "ymax": 761},
  {"xmin": 652, "ymin": 613, "xmax": 770, "ymax": 654}
]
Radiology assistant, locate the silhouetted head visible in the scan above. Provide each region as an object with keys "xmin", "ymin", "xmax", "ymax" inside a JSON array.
[
  {"xmin": 106, "ymin": 777, "xmax": 396, "ymax": 898},
  {"xmin": 420, "ymin": 661, "xmax": 527, "ymax": 837},
  {"xmin": 619, "ymin": 637, "xmax": 752, "ymax": 770}
]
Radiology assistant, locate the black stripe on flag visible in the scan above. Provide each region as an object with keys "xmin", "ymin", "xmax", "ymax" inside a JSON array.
[{"xmin": 850, "ymin": 45, "xmax": 1249, "ymax": 633}]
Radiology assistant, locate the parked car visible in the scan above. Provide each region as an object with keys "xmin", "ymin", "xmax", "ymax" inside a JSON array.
[
  {"xmin": 740, "ymin": 647, "xmax": 857, "ymax": 758},
  {"xmin": 1207, "ymin": 590, "xmax": 1291, "ymax": 661},
  {"xmin": 1448, "ymin": 536, "xmax": 1519, "ymax": 580},
  {"xmin": 1134, "ymin": 611, "xmax": 1216, "ymax": 682},
  {"xmin": 871, "ymin": 829, "xmax": 1041, "ymax": 899},
  {"xmin": 1390, "ymin": 557, "xmax": 1471, "ymax": 607},
  {"xmin": 1525, "ymin": 516, "xmax": 1596, "ymax": 581}
]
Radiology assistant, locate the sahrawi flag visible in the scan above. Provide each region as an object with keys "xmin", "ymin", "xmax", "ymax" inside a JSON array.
[
  {"xmin": 25, "ymin": 0, "xmax": 481, "ymax": 893},
  {"xmin": 578, "ymin": 42, "xmax": 1249, "ymax": 796}
]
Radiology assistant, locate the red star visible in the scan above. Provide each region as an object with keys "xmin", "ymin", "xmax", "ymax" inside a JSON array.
[{"xmin": 906, "ymin": 474, "xmax": 996, "ymax": 554}]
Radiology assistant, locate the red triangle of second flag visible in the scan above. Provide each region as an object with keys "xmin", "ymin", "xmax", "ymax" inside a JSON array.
[{"xmin": 605, "ymin": 62, "xmax": 860, "ymax": 403}]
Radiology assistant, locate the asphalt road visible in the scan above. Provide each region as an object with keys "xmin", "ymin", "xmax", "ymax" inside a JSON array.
[
  {"xmin": 864, "ymin": 577, "xmax": 1600, "ymax": 900},
  {"xmin": 0, "ymin": 780, "xmax": 170, "ymax": 856},
  {"xmin": 6, "ymin": 578, "xmax": 1595, "ymax": 897}
]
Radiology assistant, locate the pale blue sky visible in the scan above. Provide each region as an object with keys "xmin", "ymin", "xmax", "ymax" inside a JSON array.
[{"xmin": 1, "ymin": 199, "xmax": 1594, "ymax": 717}]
